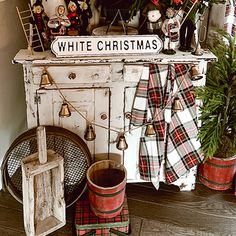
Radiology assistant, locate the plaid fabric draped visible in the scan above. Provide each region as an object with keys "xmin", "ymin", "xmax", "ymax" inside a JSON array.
[
  {"xmin": 130, "ymin": 64, "xmax": 204, "ymax": 188},
  {"xmin": 224, "ymin": 1, "xmax": 236, "ymax": 36}
]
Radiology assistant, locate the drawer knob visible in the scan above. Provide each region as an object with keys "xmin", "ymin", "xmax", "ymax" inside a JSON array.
[
  {"xmin": 125, "ymin": 112, "xmax": 132, "ymax": 120},
  {"xmin": 68, "ymin": 72, "xmax": 76, "ymax": 80},
  {"xmin": 100, "ymin": 112, "xmax": 108, "ymax": 120}
]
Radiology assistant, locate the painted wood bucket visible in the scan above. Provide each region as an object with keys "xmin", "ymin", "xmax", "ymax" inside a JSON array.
[
  {"xmin": 86, "ymin": 160, "xmax": 127, "ymax": 218},
  {"xmin": 198, "ymin": 156, "xmax": 236, "ymax": 190}
]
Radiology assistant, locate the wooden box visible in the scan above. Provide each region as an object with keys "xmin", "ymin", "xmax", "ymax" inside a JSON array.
[
  {"xmin": 21, "ymin": 126, "xmax": 66, "ymax": 236},
  {"xmin": 75, "ymin": 194, "xmax": 130, "ymax": 236}
]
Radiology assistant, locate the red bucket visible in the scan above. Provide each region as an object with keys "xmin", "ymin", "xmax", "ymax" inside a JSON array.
[
  {"xmin": 86, "ymin": 160, "xmax": 127, "ymax": 218},
  {"xmin": 198, "ymin": 156, "xmax": 236, "ymax": 190}
]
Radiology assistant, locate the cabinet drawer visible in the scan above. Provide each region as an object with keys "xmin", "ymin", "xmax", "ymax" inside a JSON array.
[
  {"xmin": 32, "ymin": 65, "xmax": 111, "ymax": 85},
  {"xmin": 123, "ymin": 65, "xmax": 143, "ymax": 83}
]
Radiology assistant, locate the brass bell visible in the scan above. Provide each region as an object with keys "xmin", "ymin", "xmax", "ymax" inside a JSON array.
[
  {"xmin": 172, "ymin": 97, "xmax": 184, "ymax": 112},
  {"xmin": 59, "ymin": 103, "xmax": 71, "ymax": 117},
  {"xmin": 84, "ymin": 124, "xmax": 96, "ymax": 141},
  {"xmin": 145, "ymin": 123, "xmax": 156, "ymax": 137},
  {"xmin": 191, "ymin": 65, "xmax": 203, "ymax": 81},
  {"xmin": 116, "ymin": 134, "xmax": 128, "ymax": 151},
  {"xmin": 40, "ymin": 70, "xmax": 52, "ymax": 88}
]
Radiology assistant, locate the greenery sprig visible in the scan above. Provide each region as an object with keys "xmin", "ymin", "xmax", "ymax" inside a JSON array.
[{"xmin": 195, "ymin": 30, "xmax": 236, "ymax": 159}]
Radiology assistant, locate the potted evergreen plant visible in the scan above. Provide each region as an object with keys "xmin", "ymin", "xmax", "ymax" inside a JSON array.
[{"xmin": 195, "ymin": 30, "xmax": 236, "ymax": 190}]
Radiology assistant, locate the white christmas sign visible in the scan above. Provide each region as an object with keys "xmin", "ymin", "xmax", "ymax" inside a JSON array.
[{"xmin": 51, "ymin": 35, "xmax": 163, "ymax": 57}]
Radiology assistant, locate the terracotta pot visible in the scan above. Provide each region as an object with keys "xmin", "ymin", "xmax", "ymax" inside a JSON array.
[{"xmin": 198, "ymin": 155, "xmax": 236, "ymax": 190}]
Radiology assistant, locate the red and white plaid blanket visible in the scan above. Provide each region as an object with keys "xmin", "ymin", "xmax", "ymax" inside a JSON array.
[{"xmin": 130, "ymin": 64, "xmax": 204, "ymax": 188}]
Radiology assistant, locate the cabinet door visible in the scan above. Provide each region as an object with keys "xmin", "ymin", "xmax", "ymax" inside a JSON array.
[
  {"xmin": 37, "ymin": 88, "xmax": 110, "ymax": 162},
  {"xmin": 123, "ymin": 86, "xmax": 142, "ymax": 181}
]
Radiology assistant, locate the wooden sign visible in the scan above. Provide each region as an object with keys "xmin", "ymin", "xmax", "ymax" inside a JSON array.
[{"xmin": 51, "ymin": 35, "xmax": 163, "ymax": 57}]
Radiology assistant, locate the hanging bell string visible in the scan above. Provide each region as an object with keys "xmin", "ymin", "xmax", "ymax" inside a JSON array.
[
  {"xmin": 38, "ymin": 65, "xmax": 191, "ymax": 135},
  {"xmin": 40, "ymin": 69, "xmax": 52, "ymax": 88},
  {"xmin": 145, "ymin": 122, "xmax": 156, "ymax": 137},
  {"xmin": 116, "ymin": 132, "xmax": 128, "ymax": 150},
  {"xmin": 126, "ymin": 69, "xmax": 188, "ymax": 134},
  {"xmin": 130, "ymin": 64, "xmax": 194, "ymax": 134},
  {"xmin": 59, "ymin": 102, "xmax": 71, "ymax": 117},
  {"xmin": 84, "ymin": 123, "xmax": 96, "ymax": 141}
]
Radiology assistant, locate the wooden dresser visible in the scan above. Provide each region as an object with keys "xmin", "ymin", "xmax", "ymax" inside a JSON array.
[{"xmin": 14, "ymin": 49, "xmax": 216, "ymax": 190}]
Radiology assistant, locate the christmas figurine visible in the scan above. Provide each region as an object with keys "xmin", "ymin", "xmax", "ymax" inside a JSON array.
[
  {"xmin": 142, "ymin": 0, "xmax": 162, "ymax": 34},
  {"xmin": 48, "ymin": 5, "xmax": 71, "ymax": 37},
  {"xmin": 67, "ymin": 1, "xmax": 81, "ymax": 35},
  {"xmin": 161, "ymin": 7, "xmax": 180, "ymax": 55},
  {"xmin": 179, "ymin": 0, "xmax": 207, "ymax": 52},
  {"xmin": 30, "ymin": 0, "xmax": 50, "ymax": 50},
  {"xmin": 77, "ymin": 0, "xmax": 92, "ymax": 35}
]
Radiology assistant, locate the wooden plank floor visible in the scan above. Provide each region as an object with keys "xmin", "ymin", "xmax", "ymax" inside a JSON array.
[
  {"xmin": 127, "ymin": 182, "xmax": 236, "ymax": 236},
  {"xmin": 0, "ymin": 182, "xmax": 235, "ymax": 235}
]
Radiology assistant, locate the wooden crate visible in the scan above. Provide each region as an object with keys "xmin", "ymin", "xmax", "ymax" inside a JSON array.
[{"xmin": 21, "ymin": 126, "xmax": 66, "ymax": 236}]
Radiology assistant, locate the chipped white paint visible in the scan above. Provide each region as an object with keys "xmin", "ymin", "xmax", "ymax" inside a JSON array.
[{"xmin": 15, "ymin": 49, "xmax": 216, "ymax": 191}]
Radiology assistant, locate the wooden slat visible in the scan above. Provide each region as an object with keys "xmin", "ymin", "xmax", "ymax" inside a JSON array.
[
  {"xmin": 126, "ymin": 183, "xmax": 236, "ymax": 218},
  {"xmin": 0, "ymin": 227, "xmax": 25, "ymax": 236},
  {"xmin": 0, "ymin": 191, "xmax": 22, "ymax": 211},
  {"xmin": 0, "ymin": 191, "xmax": 73, "ymax": 235},
  {"xmin": 0, "ymin": 204, "xmax": 24, "ymax": 231},
  {"xmin": 1, "ymin": 182, "xmax": 236, "ymax": 235},
  {"xmin": 37, "ymin": 126, "xmax": 47, "ymax": 164},
  {"xmin": 127, "ymin": 198, "xmax": 236, "ymax": 235}
]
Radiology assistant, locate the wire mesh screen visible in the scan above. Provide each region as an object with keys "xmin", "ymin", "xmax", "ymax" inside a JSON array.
[{"xmin": 2, "ymin": 126, "xmax": 91, "ymax": 207}]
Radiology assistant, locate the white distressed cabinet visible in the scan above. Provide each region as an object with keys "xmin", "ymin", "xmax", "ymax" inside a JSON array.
[{"xmin": 14, "ymin": 49, "xmax": 216, "ymax": 191}]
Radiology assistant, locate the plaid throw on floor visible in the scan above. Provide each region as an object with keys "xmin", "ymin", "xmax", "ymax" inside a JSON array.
[{"xmin": 130, "ymin": 64, "xmax": 204, "ymax": 188}]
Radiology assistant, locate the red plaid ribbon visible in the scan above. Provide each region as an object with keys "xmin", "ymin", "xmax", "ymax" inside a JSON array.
[{"xmin": 130, "ymin": 64, "xmax": 204, "ymax": 186}]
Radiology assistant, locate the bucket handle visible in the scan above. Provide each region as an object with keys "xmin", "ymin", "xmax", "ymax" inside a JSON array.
[
  {"xmin": 110, "ymin": 228, "xmax": 129, "ymax": 235},
  {"xmin": 36, "ymin": 126, "xmax": 47, "ymax": 164}
]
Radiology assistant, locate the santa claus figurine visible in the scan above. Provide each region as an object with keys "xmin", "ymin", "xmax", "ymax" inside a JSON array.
[
  {"xmin": 67, "ymin": 1, "xmax": 81, "ymax": 35},
  {"xmin": 161, "ymin": 7, "xmax": 180, "ymax": 55},
  {"xmin": 142, "ymin": 0, "xmax": 162, "ymax": 34}
]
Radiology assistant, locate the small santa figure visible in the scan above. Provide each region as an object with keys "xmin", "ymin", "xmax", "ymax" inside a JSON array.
[
  {"xmin": 67, "ymin": 1, "xmax": 81, "ymax": 35},
  {"xmin": 161, "ymin": 7, "xmax": 180, "ymax": 55},
  {"xmin": 142, "ymin": 0, "xmax": 162, "ymax": 34}
]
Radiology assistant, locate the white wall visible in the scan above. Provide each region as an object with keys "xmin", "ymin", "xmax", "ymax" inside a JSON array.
[
  {"xmin": 0, "ymin": 0, "xmax": 28, "ymax": 188},
  {"xmin": 206, "ymin": 3, "xmax": 226, "ymax": 46}
]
